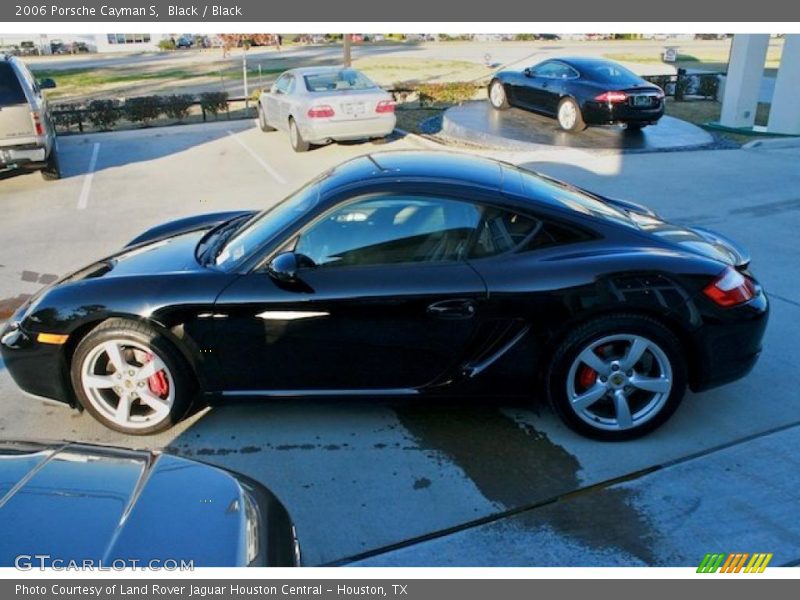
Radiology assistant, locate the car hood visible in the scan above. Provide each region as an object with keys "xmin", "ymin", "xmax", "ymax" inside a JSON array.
[{"xmin": 0, "ymin": 441, "xmax": 297, "ymax": 567}]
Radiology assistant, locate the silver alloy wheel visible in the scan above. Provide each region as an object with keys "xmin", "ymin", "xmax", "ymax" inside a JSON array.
[
  {"xmin": 490, "ymin": 81, "xmax": 506, "ymax": 108},
  {"xmin": 290, "ymin": 120, "xmax": 299, "ymax": 147},
  {"xmin": 566, "ymin": 334, "xmax": 673, "ymax": 431},
  {"xmin": 80, "ymin": 339, "xmax": 175, "ymax": 430},
  {"xmin": 258, "ymin": 105, "xmax": 267, "ymax": 128},
  {"xmin": 558, "ymin": 100, "xmax": 578, "ymax": 130}
]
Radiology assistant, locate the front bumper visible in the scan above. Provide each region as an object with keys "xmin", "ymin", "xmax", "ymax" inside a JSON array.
[
  {"xmin": 581, "ymin": 101, "xmax": 665, "ymax": 126},
  {"xmin": 0, "ymin": 320, "xmax": 74, "ymax": 406},
  {"xmin": 690, "ymin": 289, "xmax": 769, "ymax": 392},
  {"xmin": 300, "ymin": 115, "xmax": 396, "ymax": 144}
]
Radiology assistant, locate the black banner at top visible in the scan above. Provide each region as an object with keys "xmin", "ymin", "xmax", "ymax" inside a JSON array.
[{"xmin": 1, "ymin": 0, "xmax": 799, "ymax": 23}]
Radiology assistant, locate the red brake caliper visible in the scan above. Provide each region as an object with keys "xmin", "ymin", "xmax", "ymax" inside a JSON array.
[
  {"xmin": 578, "ymin": 344, "xmax": 611, "ymax": 389},
  {"xmin": 145, "ymin": 353, "xmax": 169, "ymax": 397}
]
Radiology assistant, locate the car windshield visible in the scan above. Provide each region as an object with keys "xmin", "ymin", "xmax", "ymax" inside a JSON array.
[
  {"xmin": 214, "ymin": 183, "xmax": 320, "ymax": 268},
  {"xmin": 304, "ymin": 69, "xmax": 376, "ymax": 92},
  {"xmin": 584, "ymin": 62, "xmax": 642, "ymax": 86}
]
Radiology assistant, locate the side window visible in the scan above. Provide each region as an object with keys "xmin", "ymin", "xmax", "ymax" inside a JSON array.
[
  {"xmin": 274, "ymin": 75, "xmax": 291, "ymax": 94},
  {"xmin": 286, "ymin": 76, "xmax": 296, "ymax": 94},
  {"xmin": 533, "ymin": 62, "xmax": 561, "ymax": 78},
  {"xmin": 524, "ymin": 220, "xmax": 591, "ymax": 250},
  {"xmin": 469, "ymin": 208, "xmax": 539, "ymax": 259},
  {"xmin": 295, "ymin": 196, "xmax": 482, "ymax": 268}
]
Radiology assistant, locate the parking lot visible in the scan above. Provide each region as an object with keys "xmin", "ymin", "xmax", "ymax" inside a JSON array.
[{"xmin": 2, "ymin": 120, "xmax": 800, "ymax": 566}]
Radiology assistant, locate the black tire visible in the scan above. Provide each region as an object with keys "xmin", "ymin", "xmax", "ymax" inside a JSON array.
[
  {"xmin": 289, "ymin": 117, "xmax": 309, "ymax": 152},
  {"xmin": 488, "ymin": 79, "xmax": 510, "ymax": 110},
  {"xmin": 546, "ymin": 314, "xmax": 688, "ymax": 441},
  {"xmin": 556, "ymin": 97, "xmax": 587, "ymax": 133},
  {"xmin": 257, "ymin": 103, "xmax": 276, "ymax": 132},
  {"xmin": 41, "ymin": 144, "xmax": 61, "ymax": 180},
  {"xmin": 626, "ymin": 123, "xmax": 646, "ymax": 131},
  {"xmin": 70, "ymin": 318, "xmax": 195, "ymax": 435}
]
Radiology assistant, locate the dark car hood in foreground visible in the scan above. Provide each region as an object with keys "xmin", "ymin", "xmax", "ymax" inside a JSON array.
[
  {"xmin": 60, "ymin": 211, "xmax": 256, "ymax": 284},
  {"xmin": 0, "ymin": 441, "xmax": 298, "ymax": 567}
]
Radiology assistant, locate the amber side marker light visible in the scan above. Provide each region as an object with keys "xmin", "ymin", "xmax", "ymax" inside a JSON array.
[{"xmin": 37, "ymin": 333, "xmax": 69, "ymax": 345}]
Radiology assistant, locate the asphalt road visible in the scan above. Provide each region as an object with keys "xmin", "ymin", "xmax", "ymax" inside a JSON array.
[{"xmin": 1, "ymin": 120, "xmax": 799, "ymax": 566}]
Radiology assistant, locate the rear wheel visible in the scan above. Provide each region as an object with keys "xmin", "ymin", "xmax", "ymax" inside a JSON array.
[
  {"xmin": 557, "ymin": 97, "xmax": 586, "ymax": 132},
  {"xmin": 289, "ymin": 117, "xmax": 310, "ymax": 152},
  {"xmin": 257, "ymin": 103, "xmax": 275, "ymax": 132},
  {"xmin": 489, "ymin": 80, "xmax": 510, "ymax": 110},
  {"xmin": 70, "ymin": 319, "xmax": 194, "ymax": 435},
  {"xmin": 546, "ymin": 315, "xmax": 687, "ymax": 440},
  {"xmin": 41, "ymin": 145, "xmax": 61, "ymax": 180}
]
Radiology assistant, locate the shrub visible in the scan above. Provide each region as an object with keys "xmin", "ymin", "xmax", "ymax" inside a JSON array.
[
  {"xmin": 158, "ymin": 38, "xmax": 176, "ymax": 51},
  {"xmin": 161, "ymin": 94, "xmax": 195, "ymax": 121},
  {"xmin": 51, "ymin": 103, "xmax": 83, "ymax": 132},
  {"xmin": 124, "ymin": 96, "xmax": 163, "ymax": 126},
  {"xmin": 417, "ymin": 82, "xmax": 480, "ymax": 107},
  {"xmin": 514, "ymin": 34, "xmax": 537, "ymax": 41},
  {"xmin": 647, "ymin": 75, "xmax": 672, "ymax": 96},
  {"xmin": 86, "ymin": 99, "xmax": 121, "ymax": 130},
  {"xmin": 199, "ymin": 91, "xmax": 229, "ymax": 118},
  {"xmin": 697, "ymin": 74, "xmax": 720, "ymax": 100},
  {"xmin": 674, "ymin": 75, "xmax": 692, "ymax": 102}
]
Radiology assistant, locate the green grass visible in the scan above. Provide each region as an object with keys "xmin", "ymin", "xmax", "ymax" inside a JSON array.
[
  {"xmin": 664, "ymin": 98, "xmax": 773, "ymax": 144},
  {"xmin": 32, "ymin": 57, "xmax": 493, "ymax": 102}
]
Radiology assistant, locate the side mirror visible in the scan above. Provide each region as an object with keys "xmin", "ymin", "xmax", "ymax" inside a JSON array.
[
  {"xmin": 523, "ymin": 68, "xmax": 532, "ymax": 77},
  {"xmin": 267, "ymin": 252, "xmax": 299, "ymax": 282},
  {"xmin": 267, "ymin": 252, "xmax": 315, "ymax": 283},
  {"xmin": 39, "ymin": 78, "xmax": 56, "ymax": 89},
  {"xmin": 270, "ymin": 84, "xmax": 279, "ymax": 94}
]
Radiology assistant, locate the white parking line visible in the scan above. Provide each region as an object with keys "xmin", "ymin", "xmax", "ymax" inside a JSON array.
[
  {"xmin": 77, "ymin": 142, "xmax": 100, "ymax": 210},
  {"xmin": 227, "ymin": 129, "xmax": 287, "ymax": 184}
]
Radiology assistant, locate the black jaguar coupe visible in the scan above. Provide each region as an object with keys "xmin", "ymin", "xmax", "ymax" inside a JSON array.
[
  {"xmin": 489, "ymin": 57, "xmax": 666, "ymax": 132},
  {"xmin": 1, "ymin": 152, "xmax": 767, "ymax": 440}
]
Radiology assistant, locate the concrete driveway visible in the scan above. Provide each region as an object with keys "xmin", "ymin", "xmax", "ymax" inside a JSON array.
[{"xmin": 1, "ymin": 120, "xmax": 799, "ymax": 566}]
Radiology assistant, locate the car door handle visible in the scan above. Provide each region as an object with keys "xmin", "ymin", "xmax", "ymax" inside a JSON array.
[{"xmin": 427, "ymin": 299, "xmax": 477, "ymax": 320}]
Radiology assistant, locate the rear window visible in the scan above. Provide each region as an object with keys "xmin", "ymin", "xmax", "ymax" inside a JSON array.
[
  {"xmin": 583, "ymin": 62, "xmax": 642, "ymax": 86},
  {"xmin": 303, "ymin": 70, "xmax": 376, "ymax": 93},
  {"xmin": 0, "ymin": 63, "xmax": 26, "ymax": 106}
]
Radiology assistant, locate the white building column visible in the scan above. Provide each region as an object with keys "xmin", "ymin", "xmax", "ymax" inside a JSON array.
[
  {"xmin": 767, "ymin": 35, "xmax": 800, "ymax": 135},
  {"xmin": 719, "ymin": 34, "xmax": 770, "ymax": 129}
]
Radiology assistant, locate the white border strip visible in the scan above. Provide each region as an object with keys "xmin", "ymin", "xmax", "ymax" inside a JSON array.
[{"xmin": 5, "ymin": 22, "xmax": 799, "ymax": 34}]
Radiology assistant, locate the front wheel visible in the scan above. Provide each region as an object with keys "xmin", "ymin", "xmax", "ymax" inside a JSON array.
[
  {"xmin": 289, "ymin": 118, "xmax": 310, "ymax": 152},
  {"xmin": 70, "ymin": 319, "xmax": 194, "ymax": 435},
  {"xmin": 557, "ymin": 97, "xmax": 586, "ymax": 132},
  {"xmin": 546, "ymin": 315, "xmax": 687, "ymax": 440},
  {"xmin": 488, "ymin": 80, "xmax": 510, "ymax": 110}
]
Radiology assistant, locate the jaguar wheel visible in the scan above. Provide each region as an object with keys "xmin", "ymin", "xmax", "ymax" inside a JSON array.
[{"xmin": 70, "ymin": 319, "xmax": 194, "ymax": 435}]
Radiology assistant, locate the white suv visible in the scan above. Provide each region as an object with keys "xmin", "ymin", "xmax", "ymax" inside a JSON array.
[{"xmin": 0, "ymin": 54, "xmax": 60, "ymax": 180}]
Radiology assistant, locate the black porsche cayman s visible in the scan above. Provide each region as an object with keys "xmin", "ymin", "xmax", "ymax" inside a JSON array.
[{"xmin": 1, "ymin": 152, "xmax": 767, "ymax": 439}]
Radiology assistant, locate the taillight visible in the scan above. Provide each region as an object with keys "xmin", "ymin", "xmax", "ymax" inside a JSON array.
[
  {"xmin": 307, "ymin": 105, "xmax": 335, "ymax": 118},
  {"xmin": 376, "ymin": 100, "xmax": 395, "ymax": 113},
  {"xmin": 31, "ymin": 111, "xmax": 44, "ymax": 136},
  {"xmin": 595, "ymin": 91, "xmax": 628, "ymax": 103},
  {"xmin": 703, "ymin": 267, "xmax": 756, "ymax": 308}
]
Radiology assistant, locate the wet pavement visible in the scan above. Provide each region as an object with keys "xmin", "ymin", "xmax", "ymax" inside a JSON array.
[{"xmin": 441, "ymin": 101, "xmax": 715, "ymax": 152}]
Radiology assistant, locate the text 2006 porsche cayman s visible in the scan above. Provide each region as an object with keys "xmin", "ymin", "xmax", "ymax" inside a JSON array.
[{"xmin": 1, "ymin": 152, "xmax": 768, "ymax": 439}]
